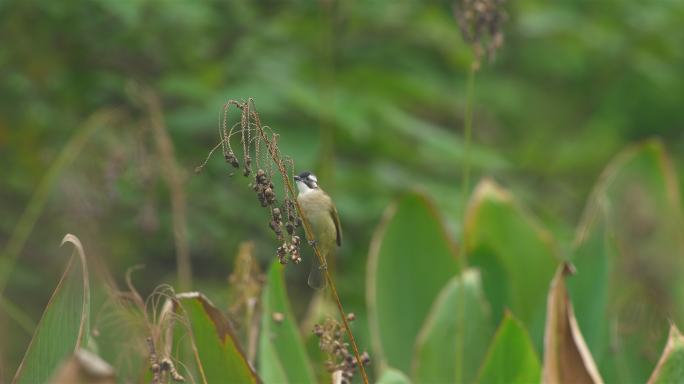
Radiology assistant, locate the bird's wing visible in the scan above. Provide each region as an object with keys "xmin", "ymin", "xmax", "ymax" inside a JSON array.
[{"xmin": 330, "ymin": 205, "xmax": 342, "ymax": 247}]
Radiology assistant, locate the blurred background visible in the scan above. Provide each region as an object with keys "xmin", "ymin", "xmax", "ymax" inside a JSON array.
[{"xmin": 1, "ymin": 0, "xmax": 683, "ymax": 381}]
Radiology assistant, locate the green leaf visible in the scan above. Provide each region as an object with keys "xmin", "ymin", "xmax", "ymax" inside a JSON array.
[
  {"xmin": 477, "ymin": 313, "xmax": 541, "ymax": 384},
  {"xmin": 568, "ymin": 140, "xmax": 684, "ymax": 382},
  {"xmin": 564, "ymin": 219, "xmax": 611, "ymax": 360},
  {"xmin": 13, "ymin": 234, "xmax": 91, "ymax": 384},
  {"xmin": 258, "ymin": 262, "xmax": 316, "ymax": 383},
  {"xmin": 648, "ymin": 325, "xmax": 684, "ymax": 384},
  {"xmin": 464, "ymin": 179, "xmax": 558, "ymax": 350},
  {"xmin": 412, "ymin": 269, "xmax": 493, "ymax": 383},
  {"xmin": 377, "ymin": 367, "xmax": 413, "ymax": 384},
  {"xmin": 174, "ymin": 293, "xmax": 258, "ymax": 384},
  {"xmin": 367, "ymin": 193, "xmax": 460, "ymax": 373}
]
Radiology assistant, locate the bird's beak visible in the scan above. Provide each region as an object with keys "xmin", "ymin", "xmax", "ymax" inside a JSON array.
[{"xmin": 293, "ymin": 175, "xmax": 301, "ymax": 181}]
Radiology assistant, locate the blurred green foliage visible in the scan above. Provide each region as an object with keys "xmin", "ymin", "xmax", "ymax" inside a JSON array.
[{"xmin": 1, "ymin": 0, "xmax": 683, "ymax": 382}]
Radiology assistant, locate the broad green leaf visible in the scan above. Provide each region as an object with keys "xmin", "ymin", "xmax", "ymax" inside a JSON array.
[
  {"xmin": 367, "ymin": 193, "xmax": 460, "ymax": 373},
  {"xmin": 564, "ymin": 219, "xmax": 611, "ymax": 359},
  {"xmin": 477, "ymin": 313, "xmax": 541, "ymax": 384},
  {"xmin": 13, "ymin": 234, "xmax": 91, "ymax": 384},
  {"xmin": 542, "ymin": 263, "xmax": 603, "ymax": 384},
  {"xmin": 377, "ymin": 367, "xmax": 412, "ymax": 384},
  {"xmin": 412, "ymin": 269, "xmax": 493, "ymax": 383},
  {"xmin": 464, "ymin": 179, "xmax": 558, "ymax": 350},
  {"xmin": 648, "ymin": 325, "xmax": 684, "ymax": 383},
  {"xmin": 259, "ymin": 340, "xmax": 289, "ymax": 384},
  {"xmin": 174, "ymin": 293, "xmax": 258, "ymax": 384},
  {"xmin": 568, "ymin": 140, "xmax": 684, "ymax": 382},
  {"xmin": 258, "ymin": 262, "xmax": 316, "ymax": 383}
]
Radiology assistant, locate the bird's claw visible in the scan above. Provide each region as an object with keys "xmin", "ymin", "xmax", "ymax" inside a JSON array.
[
  {"xmin": 318, "ymin": 261, "xmax": 328, "ymax": 271},
  {"xmin": 308, "ymin": 239, "xmax": 317, "ymax": 247}
]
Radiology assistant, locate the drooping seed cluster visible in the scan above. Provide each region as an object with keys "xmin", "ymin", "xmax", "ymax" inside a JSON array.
[
  {"xmin": 147, "ymin": 336, "xmax": 185, "ymax": 383},
  {"xmin": 251, "ymin": 169, "xmax": 302, "ymax": 264},
  {"xmin": 197, "ymin": 99, "xmax": 370, "ymax": 383},
  {"xmin": 196, "ymin": 99, "xmax": 303, "ymax": 266},
  {"xmin": 253, "ymin": 169, "xmax": 276, "ymax": 208},
  {"xmin": 276, "ymin": 233, "xmax": 302, "ymax": 264},
  {"xmin": 454, "ymin": 0, "xmax": 507, "ymax": 67},
  {"xmin": 313, "ymin": 316, "xmax": 370, "ymax": 384},
  {"xmin": 224, "ymin": 150, "xmax": 240, "ymax": 169}
]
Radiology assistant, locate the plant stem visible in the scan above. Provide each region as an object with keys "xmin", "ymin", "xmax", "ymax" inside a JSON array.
[
  {"xmin": 456, "ymin": 65, "xmax": 477, "ymax": 383},
  {"xmin": 461, "ymin": 65, "xmax": 476, "ymax": 218},
  {"xmin": 0, "ymin": 110, "xmax": 118, "ymax": 298},
  {"xmin": 144, "ymin": 90, "xmax": 193, "ymax": 292},
  {"xmin": 250, "ymin": 108, "xmax": 369, "ymax": 384}
]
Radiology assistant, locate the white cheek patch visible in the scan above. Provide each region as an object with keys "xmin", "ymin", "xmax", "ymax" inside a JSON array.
[{"xmin": 296, "ymin": 180, "xmax": 314, "ymax": 194}]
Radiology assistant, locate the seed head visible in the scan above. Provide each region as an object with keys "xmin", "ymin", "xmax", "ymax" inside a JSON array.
[{"xmin": 454, "ymin": 0, "xmax": 507, "ymax": 68}]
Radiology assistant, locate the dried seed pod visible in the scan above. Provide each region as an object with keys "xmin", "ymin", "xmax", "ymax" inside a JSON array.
[
  {"xmin": 243, "ymin": 155, "xmax": 252, "ymax": 176},
  {"xmin": 272, "ymin": 312, "xmax": 284, "ymax": 323},
  {"xmin": 361, "ymin": 352, "xmax": 371, "ymax": 365},
  {"xmin": 269, "ymin": 220, "xmax": 282, "ymax": 238},
  {"xmin": 256, "ymin": 169, "xmax": 267, "ymax": 184},
  {"xmin": 277, "ymin": 243, "xmax": 288, "ymax": 256},
  {"xmin": 290, "ymin": 249, "xmax": 301, "ymax": 264},
  {"xmin": 264, "ymin": 187, "xmax": 275, "ymax": 204},
  {"xmin": 286, "ymin": 222, "xmax": 295, "ymax": 235},
  {"xmin": 258, "ymin": 193, "xmax": 268, "ymax": 207},
  {"xmin": 225, "ymin": 151, "xmax": 240, "ymax": 168},
  {"xmin": 160, "ymin": 358, "xmax": 185, "ymax": 382},
  {"xmin": 272, "ymin": 207, "xmax": 282, "ymax": 222}
]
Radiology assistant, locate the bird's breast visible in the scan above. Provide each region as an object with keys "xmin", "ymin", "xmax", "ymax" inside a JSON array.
[{"xmin": 297, "ymin": 191, "xmax": 336, "ymax": 247}]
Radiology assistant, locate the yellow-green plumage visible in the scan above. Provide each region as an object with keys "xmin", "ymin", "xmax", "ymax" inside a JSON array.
[{"xmin": 297, "ymin": 187, "xmax": 342, "ymax": 289}]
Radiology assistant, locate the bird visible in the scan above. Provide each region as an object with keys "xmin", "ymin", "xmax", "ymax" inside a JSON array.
[{"xmin": 294, "ymin": 171, "xmax": 342, "ymax": 289}]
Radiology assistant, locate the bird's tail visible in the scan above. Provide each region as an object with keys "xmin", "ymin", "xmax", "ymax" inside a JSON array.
[{"xmin": 307, "ymin": 253, "xmax": 327, "ymax": 289}]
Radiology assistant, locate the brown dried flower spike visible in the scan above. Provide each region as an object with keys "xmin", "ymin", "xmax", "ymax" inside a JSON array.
[
  {"xmin": 313, "ymin": 317, "xmax": 370, "ymax": 384},
  {"xmin": 454, "ymin": 0, "xmax": 507, "ymax": 68},
  {"xmin": 195, "ymin": 99, "xmax": 302, "ymax": 266},
  {"xmin": 196, "ymin": 98, "xmax": 369, "ymax": 384}
]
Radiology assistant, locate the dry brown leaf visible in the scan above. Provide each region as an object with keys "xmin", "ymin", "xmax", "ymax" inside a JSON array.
[
  {"xmin": 49, "ymin": 349, "xmax": 115, "ymax": 384},
  {"xmin": 542, "ymin": 263, "xmax": 603, "ymax": 384}
]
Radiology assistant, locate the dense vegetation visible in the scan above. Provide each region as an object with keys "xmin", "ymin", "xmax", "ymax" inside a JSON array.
[{"xmin": 1, "ymin": 0, "xmax": 683, "ymax": 382}]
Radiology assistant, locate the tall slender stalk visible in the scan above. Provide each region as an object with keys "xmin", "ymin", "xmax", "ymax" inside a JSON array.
[
  {"xmin": 143, "ymin": 90, "xmax": 192, "ymax": 292},
  {"xmin": 455, "ymin": 65, "xmax": 477, "ymax": 383},
  {"xmin": 461, "ymin": 66, "xmax": 476, "ymax": 213},
  {"xmin": 247, "ymin": 105, "xmax": 370, "ymax": 384}
]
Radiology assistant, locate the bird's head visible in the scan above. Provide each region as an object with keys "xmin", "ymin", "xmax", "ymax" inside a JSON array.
[{"xmin": 294, "ymin": 171, "xmax": 319, "ymax": 193}]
